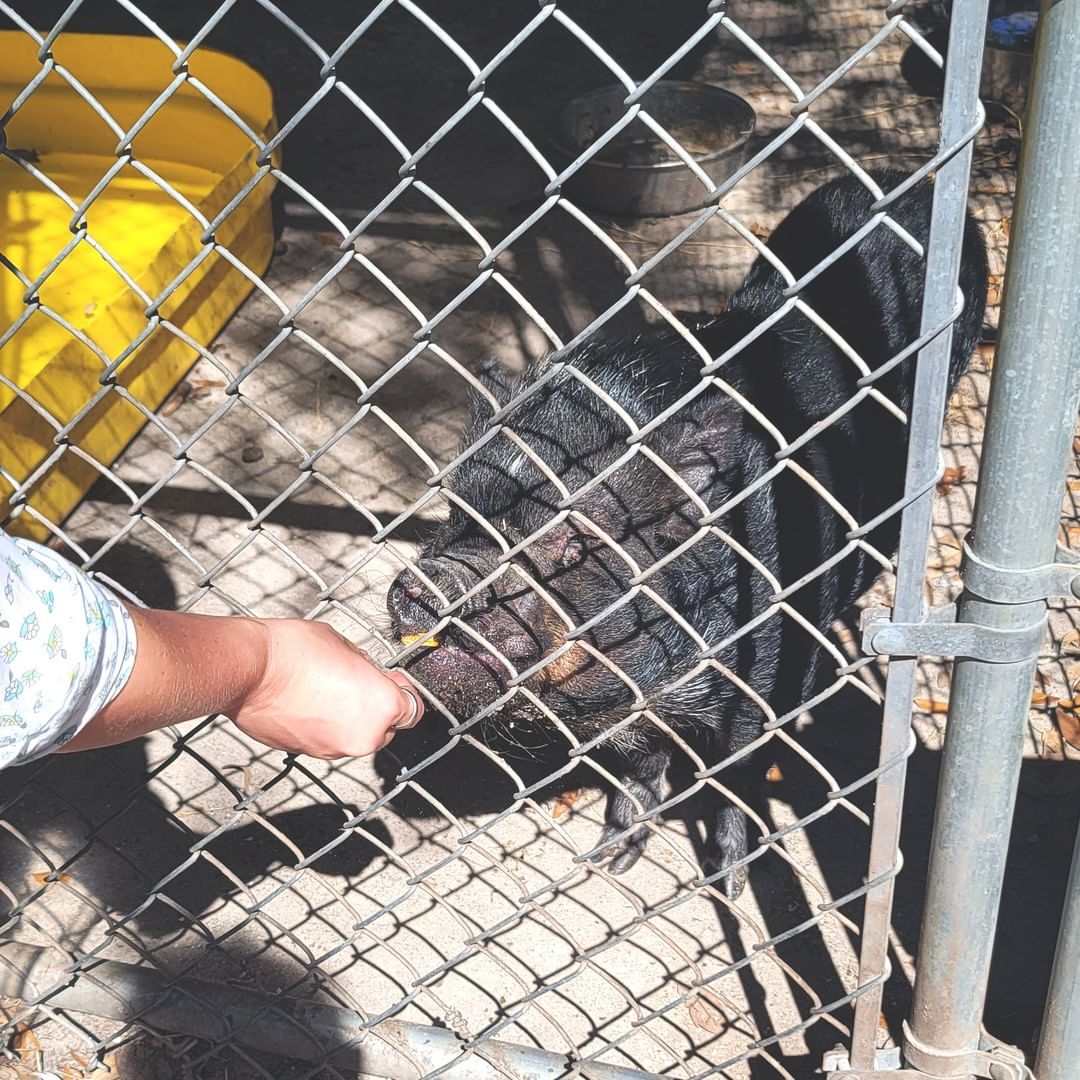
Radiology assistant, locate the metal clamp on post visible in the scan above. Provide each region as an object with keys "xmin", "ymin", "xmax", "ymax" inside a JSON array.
[
  {"xmin": 860, "ymin": 604, "xmax": 1045, "ymax": 664},
  {"xmin": 961, "ymin": 540, "xmax": 1080, "ymax": 604},
  {"xmin": 902, "ymin": 1021, "xmax": 1028, "ymax": 1080}
]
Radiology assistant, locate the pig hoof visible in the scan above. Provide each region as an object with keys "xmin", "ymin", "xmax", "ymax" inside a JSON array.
[
  {"xmin": 721, "ymin": 865, "xmax": 747, "ymax": 900},
  {"xmin": 607, "ymin": 846, "xmax": 645, "ymax": 875},
  {"xmin": 587, "ymin": 826, "xmax": 645, "ymax": 873},
  {"xmin": 704, "ymin": 856, "xmax": 747, "ymax": 900}
]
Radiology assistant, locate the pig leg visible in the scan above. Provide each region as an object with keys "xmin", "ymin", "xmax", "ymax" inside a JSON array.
[
  {"xmin": 707, "ymin": 720, "xmax": 759, "ymax": 900},
  {"xmin": 711, "ymin": 801, "xmax": 749, "ymax": 900},
  {"xmin": 588, "ymin": 743, "xmax": 671, "ymax": 875}
]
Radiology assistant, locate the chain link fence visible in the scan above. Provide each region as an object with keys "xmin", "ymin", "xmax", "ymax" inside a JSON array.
[{"xmin": 0, "ymin": 1, "xmax": 1056, "ymax": 1078}]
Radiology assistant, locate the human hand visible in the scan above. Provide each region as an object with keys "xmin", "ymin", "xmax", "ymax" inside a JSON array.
[{"xmin": 231, "ymin": 619, "xmax": 424, "ymax": 760}]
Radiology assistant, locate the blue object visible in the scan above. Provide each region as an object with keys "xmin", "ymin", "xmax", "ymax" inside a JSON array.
[{"xmin": 987, "ymin": 11, "xmax": 1038, "ymax": 48}]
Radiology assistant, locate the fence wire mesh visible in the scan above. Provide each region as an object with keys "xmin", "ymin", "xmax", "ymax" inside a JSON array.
[{"xmin": 0, "ymin": 1, "xmax": 1032, "ymax": 1078}]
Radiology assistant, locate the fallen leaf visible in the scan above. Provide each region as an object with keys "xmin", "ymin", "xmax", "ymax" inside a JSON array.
[
  {"xmin": 1031, "ymin": 689, "xmax": 1059, "ymax": 709},
  {"xmin": 1074, "ymin": 436, "xmax": 1080, "ymax": 456},
  {"xmin": 688, "ymin": 994, "xmax": 727, "ymax": 1034},
  {"xmin": 1056, "ymin": 706, "xmax": 1080, "ymax": 751},
  {"xmin": 765, "ymin": 763, "xmax": 783, "ymax": 783},
  {"xmin": 315, "ymin": 231, "xmax": 342, "ymax": 247},
  {"xmin": 933, "ymin": 535, "xmax": 964, "ymax": 569},
  {"xmin": 32, "ymin": 870, "xmax": 72, "ymax": 886},
  {"xmin": 1041, "ymin": 726, "xmax": 1065, "ymax": 760},
  {"xmin": 1067, "ymin": 525, "xmax": 1080, "ymax": 550},
  {"xmin": 11, "ymin": 1022, "xmax": 41, "ymax": 1067},
  {"xmin": 987, "ymin": 273, "xmax": 1004, "ymax": 306},
  {"xmin": 553, "ymin": 789, "xmax": 582, "ymax": 820},
  {"xmin": 730, "ymin": 62, "xmax": 758, "ymax": 73},
  {"xmin": 1062, "ymin": 629, "xmax": 1080, "ymax": 655},
  {"xmin": 973, "ymin": 341, "xmax": 995, "ymax": 370},
  {"xmin": 63, "ymin": 1050, "xmax": 120, "ymax": 1078},
  {"xmin": 1067, "ymin": 479, "xmax": 1080, "ymax": 493},
  {"xmin": 915, "ymin": 698, "xmax": 949, "ymax": 715},
  {"xmin": 189, "ymin": 377, "xmax": 226, "ymax": 391},
  {"xmin": 749, "ymin": 222, "xmax": 770, "ymax": 241},
  {"xmin": 160, "ymin": 381, "xmax": 192, "ymax": 416},
  {"xmin": 937, "ymin": 465, "xmax": 967, "ymax": 494}
]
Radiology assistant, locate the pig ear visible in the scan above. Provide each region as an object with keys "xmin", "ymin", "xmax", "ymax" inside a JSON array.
[
  {"xmin": 669, "ymin": 392, "xmax": 742, "ymax": 497},
  {"xmin": 533, "ymin": 521, "xmax": 587, "ymax": 568}
]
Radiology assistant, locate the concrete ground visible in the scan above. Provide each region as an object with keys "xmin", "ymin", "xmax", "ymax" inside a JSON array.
[{"xmin": 4, "ymin": 2, "xmax": 1078, "ymax": 1079}]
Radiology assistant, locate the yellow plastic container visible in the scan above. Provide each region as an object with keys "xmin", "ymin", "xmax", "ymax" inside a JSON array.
[{"xmin": 0, "ymin": 31, "xmax": 278, "ymax": 539}]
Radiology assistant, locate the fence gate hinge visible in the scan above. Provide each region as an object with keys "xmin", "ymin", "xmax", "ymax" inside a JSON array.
[
  {"xmin": 820, "ymin": 1029, "xmax": 1028, "ymax": 1078},
  {"xmin": 961, "ymin": 540, "xmax": 1080, "ymax": 604},
  {"xmin": 860, "ymin": 604, "xmax": 1044, "ymax": 664},
  {"xmin": 901, "ymin": 1023, "xmax": 1028, "ymax": 1079}
]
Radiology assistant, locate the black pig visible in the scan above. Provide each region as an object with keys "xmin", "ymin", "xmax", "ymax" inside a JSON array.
[{"xmin": 387, "ymin": 170, "xmax": 987, "ymax": 897}]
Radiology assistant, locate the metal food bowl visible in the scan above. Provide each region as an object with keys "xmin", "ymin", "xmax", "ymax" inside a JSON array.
[{"xmin": 551, "ymin": 80, "xmax": 756, "ymax": 219}]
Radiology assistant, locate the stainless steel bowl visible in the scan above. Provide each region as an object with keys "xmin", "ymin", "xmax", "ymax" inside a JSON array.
[{"xmin": 550, "ymin": 81, "xmax": 756, "ymax": 219}]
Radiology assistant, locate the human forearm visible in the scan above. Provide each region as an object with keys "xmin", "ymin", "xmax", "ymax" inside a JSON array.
[
  {"xmin": 60, "ymin": 606, "xmax": 268, "ymax": 752},
  {"xmin": 62, "ymin": 607, "xmax": 423, "ymax": 759}
]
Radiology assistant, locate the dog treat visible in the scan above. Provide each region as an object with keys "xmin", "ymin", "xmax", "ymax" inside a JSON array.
[{"xmin": 399, "ymin": 633, "xmax": 439, "ymax": 648}]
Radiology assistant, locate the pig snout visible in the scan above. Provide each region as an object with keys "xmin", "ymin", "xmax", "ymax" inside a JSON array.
[{"xmin": 387, "ymin": 556, "xmax": 553, "ymax": 719}]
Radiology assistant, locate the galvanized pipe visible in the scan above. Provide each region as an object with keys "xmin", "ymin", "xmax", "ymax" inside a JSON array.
[
  {"xmin": 848, "ymin": 0, "xmax": 990, "ymax": 1066},
  {"xmin": 1027, "ymin": 4, "xmax": 1080, "ymax": 1079},
  {"xmin": 907, "ymin": 0, "xmax": 1080, "ymax": 1073},
  {"xmin": 1037, "ymin": 817, "xmax": 1080, "ymax": 1080},
  {"xmin": 0, "ymin": 939, "xmax": 663, "ymax": 1080}
]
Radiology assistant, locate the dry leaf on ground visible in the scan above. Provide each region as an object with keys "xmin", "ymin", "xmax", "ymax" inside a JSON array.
[
  {"xmin": 32, "ymin": 870, "xmax": 72, "ymax": 887},
  {"xmin": 914, "ymin": 698, "xmax": 949, "ymax": 715},
  {"xmin": 1055, "ymin": 706, "xmax": 1080, "ymax": 752},
  {"xmin": 765, "ymin": 763, "xmax": 783, "ymax": 783},
  {"xmin": 10, "ymin": 1022, "xmax": 41, "ymax": 1068},
  {"xmin": 160, "ymin": 382, "xmax": 192, "ymax": 416},
  {"xmin": 937, "ymin": 466, "xmax": 967, "ymax": 494},
  {"xmin": 688, "ymin": 995, "xmax": 727, "ymax": 1034},
  {"xmin": 1041, "ymin": 726, "xmax": 1065, "ymax": 760},
  {"xmin": 973, "ymin": 341, "xmax": 995, "ymax": 370},
  {"xmin": 552, "ymin": 789, "xmax": 582, "ymax": 820}
]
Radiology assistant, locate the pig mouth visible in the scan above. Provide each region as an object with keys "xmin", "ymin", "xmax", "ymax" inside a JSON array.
[
  {"xmin": 399, "ymin": 631, "xmax": 517, "ymax": 698},
  {"xmin": 433, "ymin": 639, "xmax": 514, "ymax": 681}
]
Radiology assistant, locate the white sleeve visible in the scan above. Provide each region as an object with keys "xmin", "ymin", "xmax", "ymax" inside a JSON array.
[{"xmin": 0, "ymin": 531, "xmax": 137, "ymax": 768}]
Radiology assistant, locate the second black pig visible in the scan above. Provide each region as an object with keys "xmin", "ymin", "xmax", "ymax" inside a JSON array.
[{"xmin": 387, "ymin": 170, "xmax": 987, "ymax": 897}]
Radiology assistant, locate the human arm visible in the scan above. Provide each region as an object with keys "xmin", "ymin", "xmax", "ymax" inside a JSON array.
[
  {"xmin": 0, "ymin": 531, "xmax": 421, "ymax": 766},
  {"xmin": 62, "ymin": 606, "xmax": 422, "ymax": 759}
]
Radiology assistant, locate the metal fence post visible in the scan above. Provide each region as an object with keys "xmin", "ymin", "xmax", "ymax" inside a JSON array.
[
  {"xmin": 905, "ymin": 0, "xmax": 1080, "ymax": 1074},
  {"xmin": 1036, "ymin": 821, "xmax": 1080, "ymax": 1080},
  {"xmin": 1026, "ymin": 5, "xmax": 1080, "ymax": 1078},
  {"xmin": 848, "ymin": 0, "xmax": 990, "ymax": 1068}
]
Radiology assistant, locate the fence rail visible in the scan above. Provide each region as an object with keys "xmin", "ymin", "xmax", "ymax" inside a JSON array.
[{"xmin": 0, "ymin": 1, "xmax": 1075, "ymax": 1078}]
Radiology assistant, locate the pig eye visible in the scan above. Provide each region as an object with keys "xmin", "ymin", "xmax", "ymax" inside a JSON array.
[
  {"xmin": 534, "ymin": 526, "xmax": 586, "ymax": 569},
  {"xmin": 558, "ymin": 537, "xmax": 585, "ymax": 567}
]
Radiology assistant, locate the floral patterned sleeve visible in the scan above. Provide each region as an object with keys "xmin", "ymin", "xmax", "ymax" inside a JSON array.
[{"xmin": 0, "ymin": 531, "xmax": 137, "ymax": 768}]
